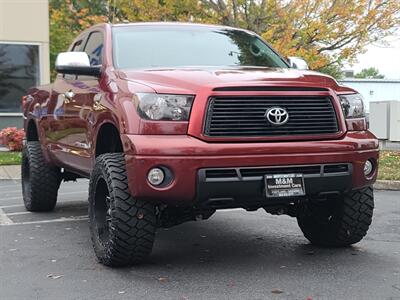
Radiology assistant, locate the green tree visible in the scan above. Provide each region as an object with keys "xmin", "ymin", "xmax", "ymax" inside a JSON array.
[{"xmin": 354, "ymin": 67, "xmax": 385, "ymax": 79}]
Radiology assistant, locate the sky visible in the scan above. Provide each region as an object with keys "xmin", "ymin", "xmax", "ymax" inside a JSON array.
[{"xmin": 350, "ymin": 35, "xmax": 400, "ymax": 79}]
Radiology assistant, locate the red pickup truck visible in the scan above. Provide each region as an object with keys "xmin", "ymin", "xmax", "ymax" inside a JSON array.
[{"xmin": 22, "ymin": 23, "xmax": 378, "ymax": 267}]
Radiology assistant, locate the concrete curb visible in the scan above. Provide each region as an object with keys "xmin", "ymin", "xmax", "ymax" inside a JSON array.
[
  {"xmin": 374, "ymin": 180, "xmax": 400, "ymax": 191},
  {"xmin": 0, "ymin": 165, "xmax": 399, "ymax": 190},
  {"xmin": 0, "ymin": 165, "xmax": 21, "ymax": 180}
]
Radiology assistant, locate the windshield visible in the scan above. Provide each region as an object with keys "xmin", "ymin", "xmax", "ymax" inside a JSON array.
[{"xmin": 112, "ymin": 25, "xmax": 288, "ymax": 69}]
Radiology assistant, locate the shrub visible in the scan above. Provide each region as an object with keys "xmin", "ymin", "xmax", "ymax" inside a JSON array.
[{"xmin": 0, "ymin": 127, "xmax": 25, "ymax": 151}]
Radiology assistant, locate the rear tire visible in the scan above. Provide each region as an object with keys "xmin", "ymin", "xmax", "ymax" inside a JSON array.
[
  {"xmin": 88, "ymin": 153, "xmax": 157, "ymax": 267},
  {"xmin": 297, "ymin": 187, "xmax": 374, "ymax": 247},
  {"xmin": 21, "ymin": 141, "xmax": 60, "ymax": 212}
]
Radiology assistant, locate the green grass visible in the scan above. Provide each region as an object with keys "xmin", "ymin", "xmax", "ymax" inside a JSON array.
[
  {"xmin": 0, "ymin": 151, "xmax": 22, "ymax": 165},
  {"xmin": 0, "ymin": 149, "xmax": 399, "ymax": 181},
  {"xmin": 378, "ymin": 151, "xmax": 400, "ymax": 181}
]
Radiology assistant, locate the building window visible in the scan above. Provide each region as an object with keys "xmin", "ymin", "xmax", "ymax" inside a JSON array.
[{"xmin": 0, "ymin": 43, "xmax": 40, "ymax": 113}]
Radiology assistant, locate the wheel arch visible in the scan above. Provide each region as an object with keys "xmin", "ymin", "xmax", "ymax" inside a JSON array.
[
  {"xmin": 94, "ymin": 122, "xmax": 123, "ymax": 157},
  {"xmin": 26, "ymin": 119, "xmax": 39, "ymax": 142}
]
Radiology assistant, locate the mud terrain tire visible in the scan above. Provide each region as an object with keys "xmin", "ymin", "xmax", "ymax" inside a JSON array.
[
  {"xmin": 297, "ymin": 187, "xmax": 374, "ymax": 247},
  {"xmin": 21, "ymin": 141, "xmax": 60, "ymax": 212},
  {"xmin": 88, "ymin": 153, "xmax": 157, "ymax": 267}
]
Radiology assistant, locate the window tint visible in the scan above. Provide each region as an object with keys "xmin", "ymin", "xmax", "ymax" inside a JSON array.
[
  {"xmin": 112, "ymin": 26, "xmax": 287, "ymax": 69},
  {"xmin": 84, "ymin": 31, "xmax": 104, "ymax": 65},
  {"xmin": 0, "ymin": 44, "xmax": 40, "ymax": 112}
]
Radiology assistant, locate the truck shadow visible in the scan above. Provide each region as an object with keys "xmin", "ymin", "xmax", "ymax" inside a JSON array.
[{"xmin": 146, "ymin": 210, "xmax": 390, "ymax": 276}]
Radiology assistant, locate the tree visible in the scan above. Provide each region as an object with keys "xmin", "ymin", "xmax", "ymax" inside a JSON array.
[
  {"xmin": 199, "ymin": 0, "xmax": 400, "ymax": 76},
  {"xmin": 49, "ymin": 0, "xmax": 107, "ymax": 79},
  {"xmin": 354, "ymin": 67, "xmax": 385, "ymax": 79},
  {"xmin": 49, "ymin": 0, "xmax": 400, "ymax": 78}
]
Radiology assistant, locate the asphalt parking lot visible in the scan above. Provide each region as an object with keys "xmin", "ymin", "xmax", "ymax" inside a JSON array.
[{"xmin": 0, "ymin": 180, "xmax": 399, "ymax": 300}]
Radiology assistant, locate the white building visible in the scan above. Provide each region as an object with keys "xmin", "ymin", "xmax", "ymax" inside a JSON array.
[
  {"xmin": 0, "ymin": 0, "xmax": 50, "ymax": 129},
  {"xmin": 340, "ymin": 78, "xmax": 400, "ymax": 111}
]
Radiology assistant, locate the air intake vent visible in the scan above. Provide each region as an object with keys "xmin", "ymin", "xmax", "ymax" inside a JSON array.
[
  {"xmin": 203, "ymin": 164, "xmax": 350, "ymax": 180},
  {"xmin": 205, "ymin": 169, "xmax": 237, "ymax": 178},
  {"xmin": 240, "ymin": 166, "xmax": 321, "ymax": 177},
  {"xmin": 324, "ymin": 164, "xmax": 349, "ymax": 173}
]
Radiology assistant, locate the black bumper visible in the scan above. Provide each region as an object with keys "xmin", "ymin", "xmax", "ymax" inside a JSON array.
[{"xmin": 196, "ymin": 163, "xmax": 353, "ymax": 209}]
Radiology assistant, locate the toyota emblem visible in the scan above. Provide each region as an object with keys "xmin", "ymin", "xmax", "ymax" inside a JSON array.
[{"xmin": 265, "ymin": 107, "xmax": 289, "ymax": 126}]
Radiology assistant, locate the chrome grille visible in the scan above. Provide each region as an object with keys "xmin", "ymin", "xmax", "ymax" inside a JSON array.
[{"xmin": 204, "ymin": 96, "xmax": 339, "ymax": 137}]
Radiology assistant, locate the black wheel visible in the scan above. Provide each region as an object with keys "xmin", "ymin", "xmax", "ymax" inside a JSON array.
[
  {"xmin": 88, "ymin": 153, "xmax": 157, "ymax": 267},
  {"xmin": 297, "ymin": 187, "xmax": 374, "ymax": 247},
  {"xmin": 21, "ymin": 141, "xmax": 60, "ymax": 212}
]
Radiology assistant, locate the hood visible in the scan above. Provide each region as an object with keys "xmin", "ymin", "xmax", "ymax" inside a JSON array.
[{"xmin": 118, "ymin": 66, "xmax": 344, "ymax": 94}]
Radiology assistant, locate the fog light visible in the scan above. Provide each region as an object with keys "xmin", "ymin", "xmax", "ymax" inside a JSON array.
[
  {"xmin": 147, "ymin": 168, "xmax": 165, "ymax": 186},
  {"xmin": 364, "ymin": 160, "xmax": 373, "ymax": 176}
]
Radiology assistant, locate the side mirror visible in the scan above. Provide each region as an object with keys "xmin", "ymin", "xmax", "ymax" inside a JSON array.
[
  {"xmin": 287, "ymin": 56, "xmax": 309, "ymax": 70},
  {"xmin": 55, "ymin": 52, "xmax": 101, "ymax": 77}
]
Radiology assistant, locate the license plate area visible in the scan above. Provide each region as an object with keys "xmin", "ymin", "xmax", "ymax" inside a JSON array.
[{"xmin": 265, "ymin": 174, "xmax": 305, "ymax": 198}]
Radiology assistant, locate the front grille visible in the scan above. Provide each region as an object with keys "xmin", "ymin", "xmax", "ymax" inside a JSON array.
[
  {"xmin": 204, "ymin": 96, "xmax": 339, "ymax": 137},
  {"xmin": 204, "ymin": 164, "xmax": 350, "ymax": 180}
]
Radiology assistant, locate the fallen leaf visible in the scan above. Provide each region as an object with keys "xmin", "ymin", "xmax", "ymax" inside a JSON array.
[
  {"xmin": 158, "ymin": 277, "xmax": 168, "ymax": 283},
  {"xmin": 271, "ymin": 289, "xmax": 284, "ymax": 294}
]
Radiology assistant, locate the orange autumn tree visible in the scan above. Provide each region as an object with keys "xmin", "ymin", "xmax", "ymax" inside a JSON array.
[{"xmin": 49, "ymin": 0, "xmax": 400, "ymax": 78}]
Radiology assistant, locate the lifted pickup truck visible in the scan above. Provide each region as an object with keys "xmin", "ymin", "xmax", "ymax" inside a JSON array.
[{"xmin": 22, "ymin": 22, "xmax": 378, "ymax": 267}]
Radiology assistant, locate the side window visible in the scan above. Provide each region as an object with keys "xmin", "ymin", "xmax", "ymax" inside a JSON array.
[
  {"xmin": 84, "ymin": 31, "xmax": 104, "ymax": 66},
  {"xmin": 71, "ymin": 39, "xmax": 85, "ymax": 52}
]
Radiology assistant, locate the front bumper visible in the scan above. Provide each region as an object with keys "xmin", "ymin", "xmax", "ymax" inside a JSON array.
[{"xmin": 123, "ymin": 131, "xmax": 379, "ymax": 206}]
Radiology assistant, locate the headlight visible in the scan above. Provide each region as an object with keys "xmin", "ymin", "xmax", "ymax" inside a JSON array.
[
  {"xmin": 134, "ymin": 93, "xmax": 194, "ymax": 121},
  {"xmin": 339, "ymin": 93, "xmax": 365, "ymax": 118}
]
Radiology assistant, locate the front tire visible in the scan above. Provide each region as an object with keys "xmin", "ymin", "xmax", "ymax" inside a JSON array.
[
  {"xmin": 297, "ymin": 187, "xmax": 374, "ymax": 247},
  {"xmin": 21, "ymin": 141, "xmax": 60, "ymax": 211},
  {"xmin": 88, "ymin": 153, "xmax": 157, "ymax": 267}
]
